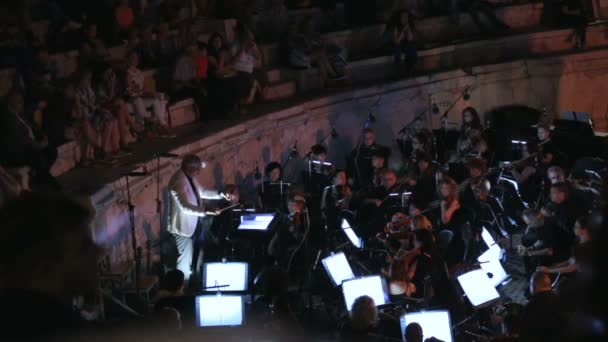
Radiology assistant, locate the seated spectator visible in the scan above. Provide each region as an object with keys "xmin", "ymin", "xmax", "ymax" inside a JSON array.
[
  {"xmin": 126, "ymin": 51, "xmax": 169, "ymax": 132},
  {"xmin": 82, "ymin": 23, "xmax": 110, "ymax": 62},
  {"xmin": 288, "ymin": 16, "xmax": 348, "ymax": 87},
  {"xmin": 542, "ymin": 0, "xmax": 587, "ymax": 49},
  {"xmin": 520, "ymin": 272, "xmax": 567, "ymax": 341},
  {"xmin": 42, "ymin": 81, "xmax": 79, "ymax": 147},
  {"xmin": 156, "ymin": 22, "xmax": 179, "ymax": 65},
  {"xmin": 29, "ymin": 48, "xmax": 59, "ymax": 98},
  {"xmin": 0, "ymin": 192, "xmax": 100, "ymax": 340},
  {"xmin": 0, "ymin": 90, "xmax": 58, "ymax": 190},
  {"xmin": 385, "ymin": 10, "xmax": 418, "ymax": 75},
  {"xmin": 76, "ymin": 69, "xmax": 121, "ymax": 163},
  {"xmin": 230, "ymin": 22, "xmax": 265, "ymax": 107},
  {"xmin": 115, "ymin": 0, "xmax": 135, "ymax": 38},
  {"xmin": 96, "ymin": 64, "xmax": 140, "ymax": 148},
  {"xmin": 207, "ymin": 32, "xmax": 240, "ymax": 114},
  {"xmin": 172, "ymin": 43, "xmax": 206, "ymax": 113},
  {"xmin": 194, "ymin": 42, "xmax": 209, "ymax": 85}
]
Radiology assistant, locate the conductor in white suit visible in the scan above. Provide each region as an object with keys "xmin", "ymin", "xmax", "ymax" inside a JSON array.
[{"xmin": 168, "ymin": 154, "xmax": 232, "ymax": 282}]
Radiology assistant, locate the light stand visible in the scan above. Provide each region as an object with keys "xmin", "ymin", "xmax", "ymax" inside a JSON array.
[{"xmin": 124, "ymin": 175, "xmax": 140, "ymax": 296}]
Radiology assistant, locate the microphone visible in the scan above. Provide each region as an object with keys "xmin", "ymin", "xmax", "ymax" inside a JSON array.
[
  {"xmin": 463, "ymin": 86, "xmax": 471, "ymax": 101},
  {"xmin": 432, "ymin": 103, "xmax": 439, "ymax": 114},
  {"xmin": 158, "ymin": 152, "xmax": 180, "ymax": 158},
  {"xmin": 331, "ymin": 126, "xmax": 339, "ymax": 138},
  {"xmin": 123, "ymin": 171, "xmax": 149, "ymax": 177},
  {"xmin": 254, "ymin": 162, "xmax": 262, "ymax": 180}
]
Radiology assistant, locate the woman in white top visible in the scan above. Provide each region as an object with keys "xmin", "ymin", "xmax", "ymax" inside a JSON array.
[
  {"xmin": 126, "ymin": 51, "xmax": 169, "ymax": 130},
  {"xmin": 230, "ymin": 22, "xmax": 264, "ymax": 106}
]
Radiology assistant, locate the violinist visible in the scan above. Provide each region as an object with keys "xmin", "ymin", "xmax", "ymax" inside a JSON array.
[
  {"xmin": 466, "ymin": 178, "xmax": 512, "ymax": 259},
  {"xmin": 406, "ymin": 150, "xmax": 437, "ymax": 210},
  {"xmin": 303, "ymin": 144, "xmax": 332, "ymax": 214},
  {"xmin": 258, "ymin": 162, "xmax": 287, "ymax": 212},
  {"xmin": 361, "ymin": 169, "xmax": 406, "ymax": 236},
  {"xmin": 460, "ymin": 156, "xmax": 487, "ymax": 208},
  {"xmin": 320, "ymin": 169, "xmax": 353, "ymax": 232},
  {"xmin": 267, "ymin": 191, "xmax": 309, "ymax": 274},
  {"xmin": 399, "ymin": 117, "xmax": 434, "ymax": 158}
]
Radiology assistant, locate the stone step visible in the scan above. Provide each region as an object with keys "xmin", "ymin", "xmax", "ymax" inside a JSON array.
[
  {"xmin": 264, "ymin": 80, "xmax": 297, "ymax": 101},
  {"xmin": 296, "ymin": 21, "xmax": 608, "ymax": 91},
  {"xmin": 168, "ymin": 98, "xmax": 199, "ymax": 128},
  {"xmin": 259, "ymin": 3, "xmax": 544, "ymax": 67}
]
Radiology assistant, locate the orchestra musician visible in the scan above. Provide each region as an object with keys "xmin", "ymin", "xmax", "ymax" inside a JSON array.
[
  {"xmin": 258, "ymin": 162, "xmax": 287, "ymax": 212},
  {"xmin": 405, "ymin": 150, "xmax": 437, "ymax": 211},
  {"xmin": 348, "ymin": 127, "xmax": 390, "ymax": 190},
  {"xmin": 359, "ymin": 169, "xmax": 405, "ymax": 237},
  {"xmin": 267, "ymin": 191, "xmax": 310, "ymax": 275},
  {"xmin": 320, "ymin": 169, "xmax": 353, "ymax": 232}
]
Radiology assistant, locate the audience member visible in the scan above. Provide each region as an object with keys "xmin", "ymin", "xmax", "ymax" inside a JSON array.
[
  {"xmin": 230, "ymin": 22, "xmax": 264, "ymax": 107},
  {"xmin": 0, "ymin": 90, "xmax": 58, "ymax": 190},
  {"xmin": 385, "ymin": 10, "xmax": 418, "ymax": 75},
  {"xmin": 76, "ymin": 69, "xmax": 121, "ymax": 162},
  {"xmin": 289, "ymin": 16, "xmax": 347, "ymax": 86},
  {"xmin": 126, "ymin": 51, "xmax": 169, "ymax": 133}
]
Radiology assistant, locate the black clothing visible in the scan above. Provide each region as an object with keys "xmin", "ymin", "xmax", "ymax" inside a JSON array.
[
  {"xmin": 0, "ymin": 289, "xmax": 89, "ymax": 341},
  {"xmin": 520, "ymin": 291, "xmax": 567, "ymax": 342},
  {"xmin": 154, "ymin": 295, "xmax": 196, "ymax": 328},
  {"xmin": 339, "ymin": 319, "xmax": 402, "ymax": 342},
  {"xmin": 348, "ymin": 143, "xmax": 390, "ymax": 190}
]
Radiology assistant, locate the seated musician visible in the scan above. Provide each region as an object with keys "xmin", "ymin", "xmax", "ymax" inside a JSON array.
[
  {"xmin": 470, "ymin": 177, "xmax": 512, "ymax": 239},
  {"xmin": 360, "ymin": 169, "xmax": 405, "ymax": 236},
  {"xmin": 406, "ymin": 151, "xmax": 437, "ymax": 210},
  {"xmin": 401, "ymin": 229, "xmax": 446, "ymax": 300},
  {"xmin": 435, "ymin": 177, "xmax": 467, "ymax": 266},
  {"xmin": 537, "ymin": 214, "xmax": 593, "ymax": 277},
  {"xmin": 320, "ymin": 169, "xmax": 353, "ymax": 232},
  {"xmin": 543, "ymin": 182, "xmax": 586, "ymax": 237},
  {"xmin": 303, "ymin": 144, "xmax": 331, "ymax": 213},
  {"xmin": 348, "ymin": 127, "xmax": 390, "ymax": 189},
  {"xmin": 258, "ymin": 162, "xmax": 286, "ymax": 212},
  {"xmin": 267, "ymin": 191, "xmax": 309, "ymax": 273},
  {"xmin": 460, "ymin": 156, "xmax": 487, "ymax": 208},
  {"xmin": 546, "ymin": 166, "xmax": 593, "ymax": 213},
  {"xmin": 518, "ymin": 209, "xmax": 572, "ymax": 277}
]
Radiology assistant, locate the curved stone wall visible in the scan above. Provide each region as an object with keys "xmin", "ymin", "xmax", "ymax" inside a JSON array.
[{"xmin": 91, "ymin": 49, "xmax": 608, "ymax": 266}]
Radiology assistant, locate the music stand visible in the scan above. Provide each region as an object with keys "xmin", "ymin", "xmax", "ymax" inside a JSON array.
[
  {"xmin": 203, "ymin": 261, "xmax": 249, "ymax": 292},
  {"xmin": 341, "ymin": 219, "xmax": 363, "ymax": 249},
  {"xmin": 477, "ymin": 249, "xmax": 509, "ymax": 288},
  {"xmin": 237, "ymin": 213, "xmax": 276, "ymax": 231},
  {"xmin": 457, "ymin": 269, "xmax": 501, "ymax": 309},
  {"xmin": 342, "ymin": 275, "xmax": 389, "ymax": 311},
  {"xmin": 400, "ymin": 310, "xmax": 453, "ymax": 342},
  {"xmin": 195, "ymin": 295, "xmax": 245, "ymax": 327},
  {"xmin": 321, "ymin": 252, "xmax": 355, "ymax": 286}
]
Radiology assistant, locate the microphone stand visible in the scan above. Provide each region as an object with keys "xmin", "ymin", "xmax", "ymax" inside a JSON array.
[{"xmin": 125, "ymin": 175, "xmax": 140, "ymax": 296}]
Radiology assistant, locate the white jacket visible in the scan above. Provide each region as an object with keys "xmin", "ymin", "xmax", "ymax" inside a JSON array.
[{"xmin": 167, "ymin": 170, "xmax": 221, "ymax": 237}]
